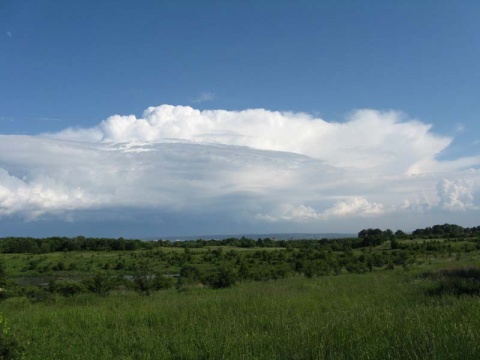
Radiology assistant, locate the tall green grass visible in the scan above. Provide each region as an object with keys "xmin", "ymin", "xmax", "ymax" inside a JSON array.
[{"xmin": 3, "ymin": 269, "xmax": 480, "ymax": 359}]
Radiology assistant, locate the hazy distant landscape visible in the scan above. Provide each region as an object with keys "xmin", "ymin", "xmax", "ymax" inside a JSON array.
[{"xmin": 159, "ymin": 232, "xmax": 356, "ymax": 241}]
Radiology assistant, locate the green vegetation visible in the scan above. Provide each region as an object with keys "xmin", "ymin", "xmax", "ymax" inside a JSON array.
[
  {"xmin": 0, "ymin": 313, "xmax": 24, "ymax": 360},
  {"xmin": 1, "ymin": 223, "xmax": 480, "ymax": 359}
]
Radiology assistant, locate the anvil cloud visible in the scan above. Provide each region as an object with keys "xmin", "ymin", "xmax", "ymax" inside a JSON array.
[{"xmin": 1, "ymin": 105, "xmax": 479, "ymax": 236}]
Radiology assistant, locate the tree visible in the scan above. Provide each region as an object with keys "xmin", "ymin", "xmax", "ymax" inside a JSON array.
[
  {"xmin": 238, "ymin": 262, "xmax": 251, "ymax": 280},
  {"xmin": 391, "ymin": 238, "xmax": 400, "ymax": 250},
  {"xmin": 133, "ymin": 263, "xmax": 156, "ymax": 296},
  {"xmin": 179, "ymin": 265, "xmax": 201, "ymax": 282},
  {"xmin": 384, "ymin": 229, "xmax": 394, "ymax": 238},
  {"xmin": 204, "ymin": 264, "xmax": 237, "ymax": 289},
  {"xmin": 83, "ymin": 273, "xmax": 116, "ymax": 297}
]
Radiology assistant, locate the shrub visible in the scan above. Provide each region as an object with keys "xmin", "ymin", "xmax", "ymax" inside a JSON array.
[
  {"xmin": 204, "ymin": 265, "xmax": 237, "ymax": 289},
  {"xmin": 153, "ymin": 275, "xmax": 175, "ymax": 290},
  {"xmin": 0, "ymin": 313, "xmax": 24, "ymax": 359},
  {"xmin": 422, "ymin": 267, "xmax": 480, "ymax": 297},
  {"xmin": 179, "ymin": 265, "xmax": 201, "ymax": 282},
  {"xmin": 133, "ymin": 274, "xmax": 155, "ymax": 295},
  {"xmin": 83, "ymin": 273, "xmax": 116, "ymax": 297},
  {"xmin": 49, "ymin": 280, "xmax": 86, "ymax": 297},
  {"xmin": 22, "ymin": 286, "xmax": 52, "ymax": 303}
]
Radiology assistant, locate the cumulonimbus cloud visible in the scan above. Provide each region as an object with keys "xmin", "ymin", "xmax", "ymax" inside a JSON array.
[
  {"xmin": 50, "ymin": 105, "xmax": 452, "ymax": 174},
  {"xmin": 0, "ymin": 104, "xmax": 479, "ymax": 231}
]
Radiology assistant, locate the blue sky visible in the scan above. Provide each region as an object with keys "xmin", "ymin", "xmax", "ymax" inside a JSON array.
[{"xmin": 1, "ymin": 1, "xmax": 480, "ymax": 237}]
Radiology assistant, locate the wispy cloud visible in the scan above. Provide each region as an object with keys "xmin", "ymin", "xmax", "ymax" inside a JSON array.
[
  {"xmin": 455, "ymin": 124, "xmax": 465, "ymax": 134},
  {"xmin": 191, "ymin": 92, "xmax": 216, "ymax": 103},
  {"xmin": 6, "ymin": 31, "xmax": 12, "ymax": 37}
]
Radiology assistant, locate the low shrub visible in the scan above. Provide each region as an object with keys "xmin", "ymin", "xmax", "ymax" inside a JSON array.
[
  {"xmin": 0, "ymin": 313, "xmax": 24, "ymax": 359},
  {"xmin": 203, "ymin": 265, "xmax": 237, "ymax": 289},
  {"xmin": 22, "ymin": 286, "xmax": 52, "ymax": 303},
  {"xmin": 422, "ymin": 267, "xmax": 480, "ymax": 297},
  {"xmin": 49, "ymin": 280, "xmax": 86, "ymax": 297},
  {"xmin": 82, "ymin": 273, "xmax": 116, "ymax": 297}
]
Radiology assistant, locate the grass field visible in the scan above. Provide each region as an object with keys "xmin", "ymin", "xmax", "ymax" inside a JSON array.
[
  {"xmin": 2, "ymin": 234, "xmax": 480, "ymax": 359},
  {"xmin": 1, "ymin": 265, "xmax": 480, "ymax": 359}
]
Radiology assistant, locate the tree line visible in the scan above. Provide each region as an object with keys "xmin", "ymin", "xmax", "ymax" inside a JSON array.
[{"xmin": 1, "ymin": 223, "xmax": 479, "ymax": 255}]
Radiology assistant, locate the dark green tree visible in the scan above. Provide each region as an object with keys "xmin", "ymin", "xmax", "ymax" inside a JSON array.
[{"xmin": 204, "ymin": 264, "xmax": 237, "ymax": 289}]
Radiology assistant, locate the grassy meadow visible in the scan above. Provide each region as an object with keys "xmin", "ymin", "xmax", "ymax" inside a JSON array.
[{"xmin": 1, "ymin": 228, "xmax": 480, "ymax": 359}]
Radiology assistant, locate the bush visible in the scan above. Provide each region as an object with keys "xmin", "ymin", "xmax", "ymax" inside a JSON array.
[
  {"xmin": 83, "ymin": 273, "xmax": 116, "ymax": 297},
  {"xmin": 0, "ymin": 313, "xmax": 24, "ymax": 359},
  {"xmin": 153, "ymin": 275, "xmax": 175, "ymax": 290},
  {"xmin": 0, "ymin": 288, "xmax": 9, "ymax": 302},
  {"xmin": 179, "ymin": 265, "xmax": 201, "ymax": 281},
  {"xmin": 422, "ymin": 267, "xmax": 480, "ymax": 297},
  {"xmin": 22, "ymin": 286, "xmax": 52, "ymax": 303},
  {"xmin": 204, "ymin": 265, "xmax": 237, "ymax": 289},
  {"xmin": 133, "ymin": 274, "xmax": 155, "ymax": 295},
  {"xmin": 176, "ymin": 265, "xmax": 202, "ymax": 290},
  {"xmin": 49, "ymin": 280, "xmax": 86, "ymax": 297}
]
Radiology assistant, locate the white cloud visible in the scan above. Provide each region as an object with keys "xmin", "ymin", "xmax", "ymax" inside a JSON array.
[
  {"xmin": 0, "ymin": 138, "xmax": 331, "ymax": 220},
  {"xmin": 256, "ymin": 204, "xmax": 322, "ymax": 223},
  {"xmin": 436, "ymin": 178, "xmax": 477, "ymax": 211},
  {"xmin": 48, "ymin": 105, "xmax": 452, "ymax": 175},
  {"xmin": 1, "ymin": 104, "xmax": 480, "ymax": 233},
  {"xmin": 0, "ymin": 168, "xmax": 95, "ymax": 219},
  {"xmin": 401, "ymin": 193, "xmax": 433, "ymax": 213},
  {"xmin": 321, "ymin": 197, "xmax": 384, "ymax": 218},
  {"xmin": 256, "ymin": 198, "xmax": 385, "ymax": 223}
]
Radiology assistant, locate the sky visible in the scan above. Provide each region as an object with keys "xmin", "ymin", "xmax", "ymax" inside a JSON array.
[{"xmin": 1, "ymin": 0, "xmax": 480, "ymax": 238}]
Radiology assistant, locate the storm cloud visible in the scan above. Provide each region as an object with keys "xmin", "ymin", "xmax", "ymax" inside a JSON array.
[{"xmin": 1, "ymin": 105, "xmax": 479, "ymax": 235}]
